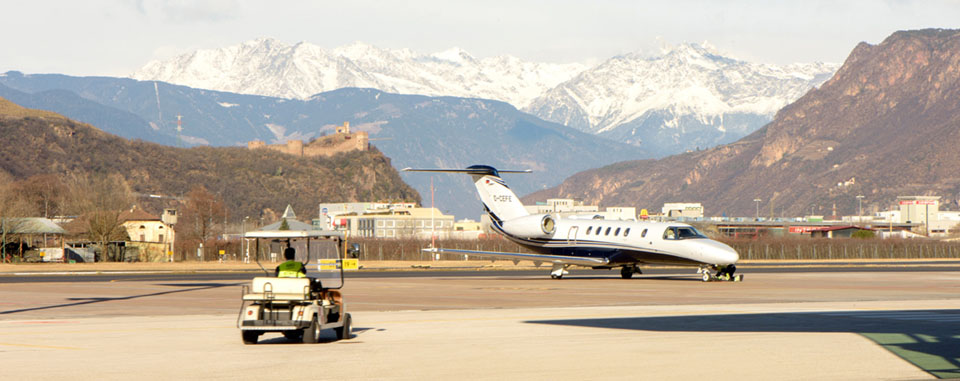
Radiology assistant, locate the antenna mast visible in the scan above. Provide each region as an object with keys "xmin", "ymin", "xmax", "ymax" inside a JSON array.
[{"xmin": 176, "ymin": 114, "xmax": 183, "ymax": 148}]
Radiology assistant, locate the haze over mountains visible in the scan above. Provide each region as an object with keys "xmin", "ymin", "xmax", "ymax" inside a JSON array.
[
  {"xmin": 526, "ymin": 29, "xmax": 960, "ymax": 217},
  {"xmin": 131, "ymin": 38, "xmax": 838, "ymax": 156}
]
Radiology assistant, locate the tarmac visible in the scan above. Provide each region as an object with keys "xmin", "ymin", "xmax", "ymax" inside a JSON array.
[{"xmin": 1, "ymin": 267, "xmax": 958, "ymax": 379}]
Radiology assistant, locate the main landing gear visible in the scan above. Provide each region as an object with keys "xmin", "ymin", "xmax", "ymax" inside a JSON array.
[
  {"xmin": 620, "ymin": 265, "xmax": 642, "ymax": 279},
  {"xmin": 550, "ymin": 263, "xmax": 570, "ymax": 279},
  {"xmin": 699, "ymin": 265, "xmax": 743, "ymax": 282}
]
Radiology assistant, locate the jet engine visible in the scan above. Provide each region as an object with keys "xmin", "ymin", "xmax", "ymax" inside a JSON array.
[{"xmin": 501, "ymin": 214, "xmax": 556, "ymax": 238}]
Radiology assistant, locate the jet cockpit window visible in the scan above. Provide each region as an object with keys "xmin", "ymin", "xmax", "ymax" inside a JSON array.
[
  {"xmin": 663, "ymin": 228, "xmax": 676, "ymax": 240},
  {"xmin": 663, "ymin": 226, "xmax": 707, "ymax": 240}
]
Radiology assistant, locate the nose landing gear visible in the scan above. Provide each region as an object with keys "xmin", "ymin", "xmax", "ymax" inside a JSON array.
[{"xmin": 699, "ymin": 265, "xmax": 743, "ymax": 282}]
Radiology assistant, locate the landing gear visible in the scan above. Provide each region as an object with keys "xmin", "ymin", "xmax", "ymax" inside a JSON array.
[
  {"xmin": 620, "ymin": 265, "xmax": 641, "ymax": 279},
  {"xmin": 550, "ymin": 263, "xmax": 569, "ymax": 279}
]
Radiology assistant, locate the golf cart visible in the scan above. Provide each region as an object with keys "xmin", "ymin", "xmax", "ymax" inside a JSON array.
[{"xmin": 237, "ymin": 230, "xmax": 355, "ymax": 344}]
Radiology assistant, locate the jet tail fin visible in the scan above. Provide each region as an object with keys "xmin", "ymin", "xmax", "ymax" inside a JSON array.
[{"xmin": 403, "ymin": 165, "xmax": 531, "ymax": 222}]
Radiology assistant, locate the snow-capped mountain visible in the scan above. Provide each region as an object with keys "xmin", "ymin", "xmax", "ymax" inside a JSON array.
[
  {"xmin": 524, "ymin": 43, "xmax": 839, "ymax": 155},
  {"xmin": 131, "ymin": 39, "xmax": 839, "ymax": 157},
  {"xmin": 131, "ymin": 38, "xmax": 585, "ymax": 108}
]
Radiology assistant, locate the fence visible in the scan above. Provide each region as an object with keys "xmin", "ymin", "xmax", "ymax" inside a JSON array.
[
  {"xmin": 176, "ymin": 236, "xmax": 960, "ymax": 262},
  {"xmin": 721, "ymin": 238, "xmax": 960, "ymax": 260}
]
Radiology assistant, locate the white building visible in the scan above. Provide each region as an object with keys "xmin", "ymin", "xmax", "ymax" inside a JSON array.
[
  {"xmin": 315, "ymin": 203, "xmax": 455, "ymax": 239},
  {"xmin": 524, "ymin": 199, "xmax": 636, "ymax": 220},
  {"xmin": 662, "ymin": 202, "xmax": 704, "ymax": 219}
]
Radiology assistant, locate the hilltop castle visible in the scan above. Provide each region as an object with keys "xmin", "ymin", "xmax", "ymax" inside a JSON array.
[{"xmin": 247, "ymin": 122, "xmax": 369, "ymax": 157}]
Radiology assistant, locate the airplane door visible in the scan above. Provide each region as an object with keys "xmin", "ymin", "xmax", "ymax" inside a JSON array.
[{"xmin": 567, "ymin": 226, "xmax": 579, "ymax": 245}]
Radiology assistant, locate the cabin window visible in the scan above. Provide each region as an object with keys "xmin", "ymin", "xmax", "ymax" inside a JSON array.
[
  {"xmin": 586, "ymin": 226, "xmax": 593, "ymax": 235},
  {"xmin": 605, "ymin": 227, "xmax": 611, "ymax": 235},
  {"xmin": 614, "ymin": 227, "xmax": 621, "ymax": 236},
  {"xmin": 597, "ymin": 226, "xmax": 602, "ymax": 235},
  {"xmin": 641, "ymin": 228, "xmax": 647, "ymax": 238},
  {"xmin": 624, "ymin": 228, "xmax": 630, "ymax": 237}
]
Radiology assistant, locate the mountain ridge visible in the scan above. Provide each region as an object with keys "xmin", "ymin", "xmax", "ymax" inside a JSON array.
[
  {"xmin": 525, "ymin": 29, "xmax": 960, "ymax": 217},
  {"xmin": 0, "ymin": 74, "xmax": 647, "ymax": 219},
  {"xmin": 130, "ymin": 38, "xmax": 838, "ymax": 157},
  {"xmin": 0, "ymin": 96, "xmax": 420, "ymax": 220}
]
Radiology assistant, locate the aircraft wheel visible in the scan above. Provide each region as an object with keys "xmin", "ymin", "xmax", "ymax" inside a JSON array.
[
  {"xmin": 241, "ymin": 330, "xmax": 259, "ymax": 345},
  {"xmin": 303, "ymin": 316, "xmax": 320, "ymax": 344},
  {"xmin": 551, "ymin": 274, "xmax": 562, "ymax": 279},
  {"xmin": 336, "ymin": 313, "xmax": 352, "ymax": 340},
  {"xmin": 702, "ymin": 272, "xmax": 711, "ymax": 282},
  {"xmin": 620, "ymin": 266, "xmax": 633, "ymax": 279}
]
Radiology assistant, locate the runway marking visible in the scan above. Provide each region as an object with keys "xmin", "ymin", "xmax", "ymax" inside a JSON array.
[{"xmin": 0, "ymin": 342, "xmax": 83, "ymax": 350}]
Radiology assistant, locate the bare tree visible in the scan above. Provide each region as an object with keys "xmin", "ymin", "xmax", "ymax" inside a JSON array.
[
  {"xmin": 69, "ymin": 173, "xmax": 133, "ymax": 262},
  {"xmin": 18, "ymin": 174, "xmax": 64, "ymax": 218},
  {"xmin": 0, "ymin": 177, "xmax": 33, "ymax": 262},
  {"xmin": 181, "ymin": 185, "xmax": 227, "ymax": 259}
]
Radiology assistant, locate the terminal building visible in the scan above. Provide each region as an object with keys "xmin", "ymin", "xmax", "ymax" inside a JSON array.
[
  {"xmin": 314, "ymin": 202, "xmax": 454, "ymax": 239},
  {"xmin": 525, "ymin": 198, "xmax": 636, "ymax": 221}
]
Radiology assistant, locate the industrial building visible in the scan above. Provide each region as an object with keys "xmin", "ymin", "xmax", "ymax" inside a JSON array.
[
  {"xmin": 314, "ymin": 202, "xmax": 454, "ymax": 239},
  {"xmin": 525, "ymin": 198, "xmax": 636, "ymax": 220},
  {"xmin": 661, "ymin": 202, "xmax": 704, "ymax": 219}
]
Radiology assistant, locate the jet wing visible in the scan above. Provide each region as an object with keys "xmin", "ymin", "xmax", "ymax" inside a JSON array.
[{"xmin": 422, "ymin": 247, "xmax": 608, "ymax": 267}]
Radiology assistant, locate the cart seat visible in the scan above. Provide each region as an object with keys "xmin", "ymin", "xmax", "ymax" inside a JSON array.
[{"xmin": 243, "ymin": 277, "xmax": 311, "ymax": 301}]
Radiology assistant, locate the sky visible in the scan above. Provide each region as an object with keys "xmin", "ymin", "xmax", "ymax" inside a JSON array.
[{"xmin": 2, "ymin": 0, "xmax": 959, "ymax": 76}]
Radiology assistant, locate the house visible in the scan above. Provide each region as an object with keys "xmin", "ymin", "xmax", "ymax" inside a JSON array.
[{"xmin": 119, "ymin": 207, "xmax": 176, "ymax": 261}]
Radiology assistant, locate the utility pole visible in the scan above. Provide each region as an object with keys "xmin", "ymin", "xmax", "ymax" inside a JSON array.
[
  {"xmin": 753, "ymin": 198, "xmax": 761, "ymax": 221},
  {"xmin": 856, "ymin": 195, "xmax": 865, "ymax": 222}
]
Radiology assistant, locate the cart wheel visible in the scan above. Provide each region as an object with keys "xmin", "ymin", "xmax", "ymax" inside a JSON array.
[
  {"xmin": 283, "ymin": 330, "xmax": 304, "ymax": 343},
  {"xmin": 303, "ymin": 316, "xmax": 320, "ymax": 344},
  {"xmin": 336, "ymin": 313, "xmax": 352, "ymax": 340},
  {"xmin": 241, "ymin": 330, "xmax": 259, "ymax": 345}
]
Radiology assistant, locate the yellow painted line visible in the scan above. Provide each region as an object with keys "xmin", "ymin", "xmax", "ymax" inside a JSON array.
[{"xmin": 0, "ymin": 342, "xmax": 83, "ymax": 350}]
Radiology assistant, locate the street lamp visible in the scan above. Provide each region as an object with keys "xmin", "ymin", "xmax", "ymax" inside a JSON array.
[
  {"xmin": 856, "ymin": 195, "xmax": 865, "ymax": 222},
  {"xmin": 753, "ymin": 198, "xmax": 762, "ymax": 221},
  {"xmin": 241, "ymin": 216, "xmax": 250, "ymax": 263}
]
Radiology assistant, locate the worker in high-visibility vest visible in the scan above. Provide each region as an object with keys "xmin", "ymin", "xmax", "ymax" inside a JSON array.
[{"xmin": 275, "ymin": 247, "xmax": 306, "ymax": 278}]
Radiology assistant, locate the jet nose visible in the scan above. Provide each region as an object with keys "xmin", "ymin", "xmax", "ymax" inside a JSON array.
[
  {"xmin": 703, "ymin": 240, "xmax": 739, "ymax": 265},
  {"xmin": 721, "ymin": 243, "xmax": 740, "ymax": 264}
]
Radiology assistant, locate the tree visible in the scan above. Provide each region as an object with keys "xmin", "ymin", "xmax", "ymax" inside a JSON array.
[
  {"xmin": 0, "ymin": 177, "xmax": 33, "ymax": 262},
  {"xmin": 18, "ymin": 174, "xmax": 64, "ymax": 218},
  {"xmin": 180, "ymin": 185, "xmax": 227, "ymax": 258},
  {"xmin": 69, "ymin": 173, "xmax": 133, "ymax": 262}
]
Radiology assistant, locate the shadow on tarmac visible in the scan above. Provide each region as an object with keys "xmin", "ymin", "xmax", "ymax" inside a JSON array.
[
  {"xmin": 528, "ymin": 309, "xmax": 960, "ymax": 378},
  {"xmin": 250, "ymin": 327, "xmax": 373, "ymax": 345},
  {"xmin": 0, "ymin": 282, "xmax": 242, "ymax": 316}
]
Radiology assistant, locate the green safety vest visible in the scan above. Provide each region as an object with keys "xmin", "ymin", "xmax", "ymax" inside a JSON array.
[{"xmin": 277, "ymin": 261, "xmax": 306, "ymax": 278}]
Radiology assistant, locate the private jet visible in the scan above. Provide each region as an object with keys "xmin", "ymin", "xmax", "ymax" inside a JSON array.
[{"xmin": 403, "ymin": 165, "xmax": 741, "ymax": 281}]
